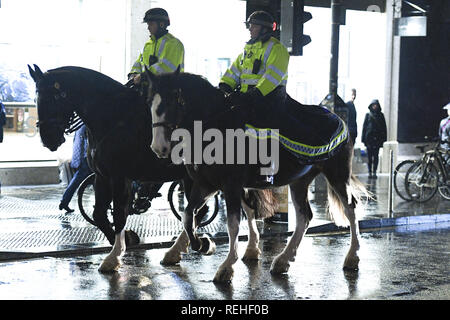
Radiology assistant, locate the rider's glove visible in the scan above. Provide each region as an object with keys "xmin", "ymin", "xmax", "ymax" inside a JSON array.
[{"xmin": 218, "ymin": 82, "xmax": 233, "ymax": 95}]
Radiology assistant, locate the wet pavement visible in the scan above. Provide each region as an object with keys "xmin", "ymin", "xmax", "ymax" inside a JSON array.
[
  {"xmin": 0, "ymin": 174, "xmax": 449, "ymax": 301},
  {"xmin": 0, "ymin": 224, "xmax": 448, "ymax": 301}
]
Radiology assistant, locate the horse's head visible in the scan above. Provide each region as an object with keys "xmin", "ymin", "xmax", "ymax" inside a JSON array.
[
  {"xmin": 145, "ymin": 66, "xmax": 186, "ymax": 158},
  {"xmin": 28, "ymin": 64, "xmax": 74, "ymax": 151}
]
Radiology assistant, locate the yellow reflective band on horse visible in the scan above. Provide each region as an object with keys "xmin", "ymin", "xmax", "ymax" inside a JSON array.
[{"xmin": 244, "ymin": 122, "xmax": 348, "ymax": 158}]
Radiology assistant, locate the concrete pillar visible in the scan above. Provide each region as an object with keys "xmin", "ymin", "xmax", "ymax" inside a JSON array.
[{"xmin": 384, "ymin": 0, "xmax": 402, "ymax": 142}]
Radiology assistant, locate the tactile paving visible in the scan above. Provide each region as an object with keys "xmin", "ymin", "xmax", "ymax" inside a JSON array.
[{"xmin": 0, "ymin": 195, "xmax": 246, "ymax": 253}]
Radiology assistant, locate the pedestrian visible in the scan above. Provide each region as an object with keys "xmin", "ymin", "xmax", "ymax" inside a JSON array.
[
  {"xmin": 59, "ymin": 125, "xmax": 92, "ymax": 213},
  {"xmin": 345, "ymin": 88, "xmax": 358, "ymax": 145},
  {"xmin": 0, "ymin": 100, "xmax": 6, "ymax": 143},
  {"xmin": 128, "ymin": 7, "xmax": 185, "ymax": 85},
  {"xmin": 362, "ymin": 99, "xmax": 387, "ymax": 179},
  {"xmin": 438, "ymin": 102, "xmax": 450, "ymax": 166},
  {"xmin": 438, "ymin": 102, "xmax": 450, "ymax": 150}
]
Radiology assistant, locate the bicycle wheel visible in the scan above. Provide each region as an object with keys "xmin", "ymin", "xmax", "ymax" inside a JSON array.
[
  {"xmin": 77, "ymin": 174, "xmax": 114, "ymax": 226},
  {"xmin": 438, "ymin": 184, "xmax": 450, "ymax": 200},
  {"xmin": 168, "ymin": 180, "xmax": 220, "ymax": 228},
  {"xmin": 405, "ymin": 162, "xmax": 439, "ymax": 203},
  {"xmin": 393, "ymin": 160, "xmax": 416, "ymax": 201}
]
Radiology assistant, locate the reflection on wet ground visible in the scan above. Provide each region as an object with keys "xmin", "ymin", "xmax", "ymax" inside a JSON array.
[
  {"xmin": 0, "ymin": 174, "xmax": 449, "ymax": 300},
  {"xmin": 0, "ymin": 224, "xmax": 448, "ymax": 300}
]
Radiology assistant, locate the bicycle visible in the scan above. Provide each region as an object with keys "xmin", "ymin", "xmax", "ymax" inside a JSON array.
[
  {"xmin": 404, "ymin": 142, "xmax": 450, "ymax": 202},
  {"xmin": 393, "ymin": 145, "xmax": 428, "ymax": 201},
  {"xmin": 77, "ymin": 173, "xmax": 220, "ymax": 228}
]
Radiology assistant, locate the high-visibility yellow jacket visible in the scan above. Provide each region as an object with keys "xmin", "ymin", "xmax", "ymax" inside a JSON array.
[
  {"xmin": 221, "ymin": 36, "xmax": 289, "ymax": 96},
  {"xmin": 130, "ymin": 32, "xmax": 184, "ymax": 75}
]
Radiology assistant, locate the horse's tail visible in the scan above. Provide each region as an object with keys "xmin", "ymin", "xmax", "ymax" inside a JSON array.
[
  {"xmin": 243, "ymin": 189, "xmax": 278, "ymax": 219},
  {"xmin": 326, "ymin": 174, "xmax": 371, "ymax": 227}
]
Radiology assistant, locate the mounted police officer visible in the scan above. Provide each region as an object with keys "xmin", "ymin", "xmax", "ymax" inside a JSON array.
[
  {"xmin": 219, "ymin": 10, "xmax": 289, "ymax": 114},
  {"xmin": 218, "ymin": 11, "xmax": 349, "ymax": 166},
  {"xmin": 129, "ymin": 8, "xmax": 185, "ymax": 84},
  {"xmin": 128, "ymin": 8, "xmax": 184, "ymax": 202}
]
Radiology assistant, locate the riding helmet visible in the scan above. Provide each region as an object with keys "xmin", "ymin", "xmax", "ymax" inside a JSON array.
[
  {"xmin": 143, "ymin": 8, "xmax": 170, "ymax": 26},
  {"xmin": 245, "ymin": 11, "xmax": 275, "ymax": 29}
]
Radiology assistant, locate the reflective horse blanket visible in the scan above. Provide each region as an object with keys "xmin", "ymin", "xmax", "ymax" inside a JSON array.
[{"xmin": 244, "ymin": 95, "xmax": 348, "ymax": 164}]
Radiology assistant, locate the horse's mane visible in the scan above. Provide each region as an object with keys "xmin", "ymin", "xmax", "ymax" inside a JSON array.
[
  {"xmin": 45, "ymin": 66, "xmax": 127, "ymax": 96},
  {"xmin": 158, "ymin": 72, "xmax": 226, "ymax": 115}
]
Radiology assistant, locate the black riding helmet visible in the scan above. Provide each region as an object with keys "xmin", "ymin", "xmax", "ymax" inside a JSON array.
[
  {"xmin": 245, "ymin": 11, "xmax": 275, "ymax": 30},
  {"xmin": 142, "ymin": 7, "xmax": 170, "ymax": 26}
]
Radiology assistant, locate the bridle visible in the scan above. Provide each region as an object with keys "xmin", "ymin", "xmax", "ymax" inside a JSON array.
[
  {"xmin": 151, "ymin": 88, "xmax": 238, "ymax": 131},
  {"xmin": 35, "ymin": 83, "xmax": 84, "ymax": 135},
  {"xmin": 151, "ymin": 89, "xmax": 186, "ymax": 132}
]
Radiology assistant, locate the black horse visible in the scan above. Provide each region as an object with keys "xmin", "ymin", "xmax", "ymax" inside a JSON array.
[
  {"xmin": 146, "ymin": 68, "xmax": 368, "ymax": 283},
  {"xmin": 28, "ymin": 64, "xmax": 274, "ymax": 273},
  {"xmin": 27, "ymin": 64, "xmax": 196, "ymax": 272}
]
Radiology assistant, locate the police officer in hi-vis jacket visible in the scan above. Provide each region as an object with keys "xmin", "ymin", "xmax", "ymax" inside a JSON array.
[
  {"xmin": 129, "ymin": 8, "xmax": 185, "ymax": 84},
  {"xmin": 219, "ymin": 11, "xmax": 289, "ymax": 108}
]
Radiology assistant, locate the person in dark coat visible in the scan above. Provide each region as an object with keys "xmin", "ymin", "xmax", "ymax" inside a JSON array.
[
  {"xmin": 362, "ymin": 99, "xmax": 387, "ymax": 178},
  {"xmin": 345, "ymin": 88, "xmax": 358, "ymax": 145}
]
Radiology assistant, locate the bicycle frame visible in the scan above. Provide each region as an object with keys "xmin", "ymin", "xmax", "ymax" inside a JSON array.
[
  {"xmin": 425, "ymin": 144, "xmax": 449, "ymax": 183},
  {"xmin": 413, "ymin": 143, "xmax": 448, "ymax": 191}
]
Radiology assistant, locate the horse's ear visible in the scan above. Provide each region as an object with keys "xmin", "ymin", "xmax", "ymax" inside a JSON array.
[
  {"xmin": 174, "ymin": 65, "xmax": 181, "ymax": 76},
  {"xmin": 144, "ymin": 66, "xmax": 156, "ymax": 87},
  {"xmin": 28, "ymin": 64, "xmax": 44, "ymax": 83}
]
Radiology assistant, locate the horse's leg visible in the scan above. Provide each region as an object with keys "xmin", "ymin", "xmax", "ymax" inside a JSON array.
[
  {"xmin": 92, "ymin": 175, "xmax": 115, "ymax": 245},
  {"xmin": 183, "ymin": 181, "xmax": 217, "ymax": 255},
  {"xmin": 328, "ymin": 179, "xmax": 360, "ymax": 270},
  {"xmin": 213, "ymin": 186, "xmax": 242, "ymax": 283},
  {"xmin": 270, "ymin": 178, "xmax": 314, "ymax": 274},
  {"xmin": 322, "ymin": 142, "xmax": 361, "ymax": 270},
  {"xmin": 343, "ymin": 200, "xmax": 360, "ymax": 270},
  {"xmin": 241, "ymin": 193, "xmax": 261, "ymax": 261},
  {"xmin": 98, "ymin": 178, "xmax": 133, "ymax": 273},
  {"xmin": 161, "ymin": 178, "xmax": 212, "ymax": 265}
]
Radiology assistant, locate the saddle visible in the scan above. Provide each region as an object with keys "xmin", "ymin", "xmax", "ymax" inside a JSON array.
[{"xmin": 245, "ymin": 94, "xmax": 348, "ymax": 164}]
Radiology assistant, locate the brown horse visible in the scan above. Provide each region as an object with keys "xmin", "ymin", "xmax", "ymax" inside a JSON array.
[{"xmin": 146, "ymin": 68, "xmax": 367, "ymax": 283}]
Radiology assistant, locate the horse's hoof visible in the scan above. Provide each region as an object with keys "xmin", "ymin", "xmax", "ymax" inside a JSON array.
[
  {"xmin": 161, "ymin": 250, "xmax": 182, "ymax": 266},
  {"xmin": 125, "ymin": 230, "xmax": 140, "ymax": 246},
  {"xmin": 242, "ymin": 247, "xmax": 261, "ymax": 261},
  {"xmin": 213, "ymin": 266, "xmax": 234, "ymax": 283},
  {"xmin": 270, "ymin": 255, "xmax": 290, "ymax": 274},
  {"xmin": 98, "ymin": 256, "xmax": 121, "ymax": 273},
  {"xmin": 191, "ymin": 238, "xmax": 202, "ymax": 252},
  {"xmin": 199, "ymin": 236, "xmax": 216, "ymax": 255},
  {"xmin": 343, "ymin": 255, "xmax": 359, "ymax": 271}
]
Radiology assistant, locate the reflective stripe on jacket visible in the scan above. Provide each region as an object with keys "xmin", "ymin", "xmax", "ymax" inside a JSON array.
[
  {"xmin": 130, "ymin": 32, "xmax": 184, "ymax": 75},
  {"xmin": 221, "ymin": 36, "xmax": 289, "ymax": 96}
]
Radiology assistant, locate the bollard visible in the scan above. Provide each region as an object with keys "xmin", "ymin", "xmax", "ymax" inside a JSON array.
[{"xmin": 388, "ymin": 149, "xmax": 394, "ymax": 217}]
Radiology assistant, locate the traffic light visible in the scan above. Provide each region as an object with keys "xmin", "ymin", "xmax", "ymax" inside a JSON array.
[
  {"xmin": 279, "ymin": 0, "xmax": 312, "ymax": 56},
  {"xmin": 291, "ymin": 0, "xmax": 312, "ymax": 55},
  {"xmin": 245, "ymin": 0, "xmax": 311, "ymax": 56}
]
